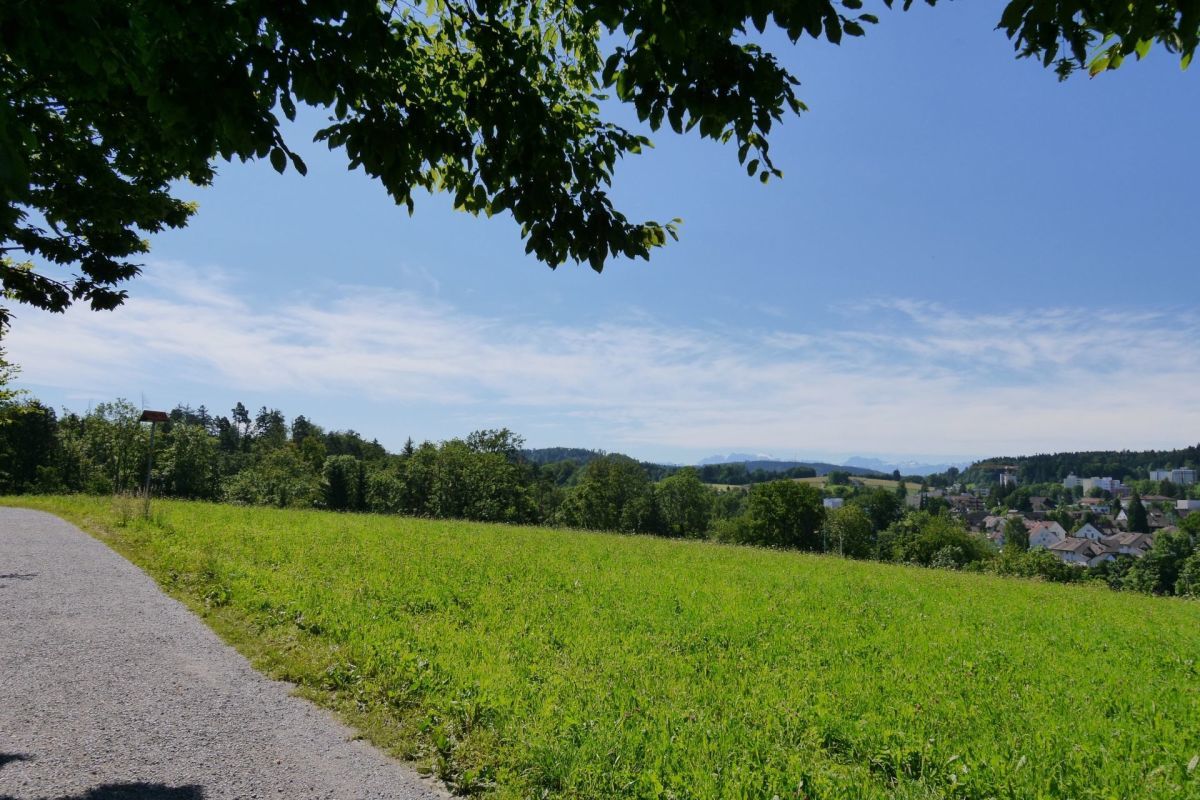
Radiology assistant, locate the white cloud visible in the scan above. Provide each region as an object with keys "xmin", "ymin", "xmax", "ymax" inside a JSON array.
[{"xmin": 8, "ymin": 262, "xmax": 1200, "ymax": 458}]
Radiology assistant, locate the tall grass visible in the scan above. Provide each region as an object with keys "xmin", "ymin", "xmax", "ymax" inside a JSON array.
[{"xmin": 7, "ymin": 496, "xmax": 1200, "ymax": 799}]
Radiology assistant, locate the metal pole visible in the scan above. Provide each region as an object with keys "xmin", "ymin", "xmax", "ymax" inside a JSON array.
[{"xmin": 143, "ymin": 421, "xmax": 156, "ymax": 517}]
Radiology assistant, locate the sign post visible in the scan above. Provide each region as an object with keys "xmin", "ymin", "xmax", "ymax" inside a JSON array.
[{"xmin": 139, "ymin": 410, "xmax": 169, "ymax": 517}]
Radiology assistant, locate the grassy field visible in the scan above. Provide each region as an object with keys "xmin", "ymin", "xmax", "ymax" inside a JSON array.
[
  {"xmin": 795, "ymin": 476, "xmax": 906, "ymax": 491},
  {"xmin": 6, "ymin": 496, "xmax": 1200, "ymax": 799},
  {"xmin": 705, "ymin": 477, "xmax": 906, "ymax": 492}
]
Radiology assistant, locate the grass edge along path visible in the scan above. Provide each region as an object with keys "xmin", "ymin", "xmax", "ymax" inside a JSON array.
[{"xmin": 5, "ymin": 496, "xmax": 1200, "ymax": 800}]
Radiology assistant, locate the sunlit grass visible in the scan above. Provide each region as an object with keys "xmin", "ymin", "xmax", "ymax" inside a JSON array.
[{"xmin": 7, "ymin": 496, "xmax": 1200, "ymax": 799}]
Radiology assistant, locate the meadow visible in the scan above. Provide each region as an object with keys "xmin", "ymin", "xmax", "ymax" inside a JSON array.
[
  {"xmin": 795, "ymin": 477, "xmax": 908, "ymax": 492},
  {"xmin": 707, "ymin": 477, "xmax": 907, "ymax": 492},
  {"xmin": 6, "ymin": 496, "xmax": 1200, "ymax": 799}
]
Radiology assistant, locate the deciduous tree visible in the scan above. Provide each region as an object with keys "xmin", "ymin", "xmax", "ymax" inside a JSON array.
[
  {"xmin": 4, "ymin": 1, "xmax": 1197, "ymax": 322},
  {"xmin": 655, "ymin": 468, "xmax": 713, "ymax": 538}
]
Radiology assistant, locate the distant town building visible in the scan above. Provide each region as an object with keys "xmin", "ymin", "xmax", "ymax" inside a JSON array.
[
  {"xmin": 1063, "ymin": 474, "xmax": 1082, "ymax": 490},
  {"xmin": 1081, "ymin": 476, "xmax": 1124, "ymax": 494},
  {"xmin": 1149, "ymin": 468, "xmax": 1197, "ymax": 485},
  {"xmin": 822, "ymin": 497, "xmax": 844, "ymax": 510},
  {"xmin": 1177, "ymin": 499, "xmax": 1200, "ymax": 513}
]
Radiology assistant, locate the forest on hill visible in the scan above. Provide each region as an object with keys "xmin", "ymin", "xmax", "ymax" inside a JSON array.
[{"xmin": 957, "ymin": 446, "xmax": 1200, "ymax": 486}]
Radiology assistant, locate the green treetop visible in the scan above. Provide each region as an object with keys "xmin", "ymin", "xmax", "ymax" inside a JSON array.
[{"xmin": 4, "ymin": 1, "xmax": 1197, "ymax": 323}]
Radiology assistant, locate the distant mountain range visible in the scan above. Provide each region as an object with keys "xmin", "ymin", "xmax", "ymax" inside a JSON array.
[
  {"xmin": 698, "ymin": 453, "xmax": 776, "ymax": 465},
  {"xmin": 842, "ymin": 456, "xmax": 973, "ymax": 477},
  {"xmin": 699, "ymin": 453, "xmax": 971, "ymax": 477},
  {"xmin": 696, "ymin": 455, "xmax": 884, "ymax": 478},
  {"xmin": 523, "ymin": 445, "xmax": 1194, "ymax": 483},
  {"xmin": 523, "ymin": 448, "xmax": 969, "ymax": 478}
]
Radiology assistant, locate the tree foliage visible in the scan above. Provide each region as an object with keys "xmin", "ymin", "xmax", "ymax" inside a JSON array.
[
  {"xmin": 822, "ymin": 504, "xmax": 874, "ymax": 558},
  {"xmin": 1126, "ymin": 490, "xmax": 1150, "ymax": 534},
  {"xmin": 721, "ymin": 480, "xmax": 825, "ymax": 550},
  {"xmin": 4, "ymin": 1, "xmax": 1198, "ymax": 322},
  {"xmin": 1003, "ymin": 515, "xmax": 1030, "ymax": 551},
  {"xmin": 655, "ymin": 468, "xmax": 713, "ymax": 538}
]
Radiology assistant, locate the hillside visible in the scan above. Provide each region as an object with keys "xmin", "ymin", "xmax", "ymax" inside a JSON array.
[
  {"xmin": 9, "ymin": 496, "xmax": 1199, "ymax": 800},
  {"xmin": 520, "ymin": 447, "xmax": 609, "ymax": 465},
  {"xmin": 961, "ymin": 445, "xmax": 1200, "ymax": 485},
  {"xmin": 796, "ymin": 475, "xmax": 908, "ymax": 492},
  {"xmin": 735, "ymin": 459, "xmax": 884, "ymax": 477}
]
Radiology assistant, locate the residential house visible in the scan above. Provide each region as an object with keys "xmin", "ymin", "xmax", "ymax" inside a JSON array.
[
  {"xmin": 981, "ymin": 515, "xmax": 1007, "ymax": 533},
  {"xmin": 1026, "ymin": 520, "xmax": 1067, "ymax": 549},
  {"xmin": 823, "ymin": 497, "xmax": 844, "ymax": 510},
  {"xmin": 1049, "ymin": 537, "xmax": 1115, "ymax": 568},
  {"xmin": 960, "ymin": 510, "xmax": 988, "ymax": 531},
  {"xmin": 1079, "ymin": 497, "xmax": 1110, "ymax": 515},
  {"xmin": 1101, "ymin": 532, "xmax": 1155, "ymax": 558},
  {"xmin": 1029, "ymin": 496, "xmax": 1055, "ymax": 513},
  {"xmin": 948, "ymin": 494, "xmax": 985, "ymax": 513},
  {"xmin": 1073, "ymin": 523, "xmax": 1106, "ymax": 542}
]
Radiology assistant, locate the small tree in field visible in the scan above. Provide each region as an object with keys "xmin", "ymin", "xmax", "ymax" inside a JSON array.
[
  {"xmin": 734, "ymin": 480, "xmax": 825, "ymax": 551},
  {"xmin": 823, "ymin": 505, "xmax": 874, "ymax": 559},
  {"xmin": 655, "ymin": 469, "xmax": 713, "ymax": 538}
]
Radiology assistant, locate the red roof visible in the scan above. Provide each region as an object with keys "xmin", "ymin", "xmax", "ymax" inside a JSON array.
[{"xmin": 139, "ymin": 410, "xmax": 170, "ymax": 423}]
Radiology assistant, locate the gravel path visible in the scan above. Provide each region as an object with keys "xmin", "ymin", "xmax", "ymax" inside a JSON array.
[{"xmin": 0, "ymin": 507, "xmax": 450, "ymax": 800}]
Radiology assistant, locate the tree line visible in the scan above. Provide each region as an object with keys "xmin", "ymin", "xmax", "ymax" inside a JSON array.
[
  {"xmin": 2, "ymin": 393, "xmax": 1199, "ymax": 599},
  {"xmin": 955, "ymin": 447, "xmax": 1200, "ymax": 487}
]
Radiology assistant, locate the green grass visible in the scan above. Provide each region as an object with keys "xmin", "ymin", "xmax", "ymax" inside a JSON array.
[
  {"xmin": 795, "ymin": 476, "xmax": 906, "ymax": 491},
  {"xmin": 6, "ymin": 496, "xmax": 1200, "ymax": 799}
]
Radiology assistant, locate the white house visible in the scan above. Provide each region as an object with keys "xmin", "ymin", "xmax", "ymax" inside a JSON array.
[
  {"xmin": 1073, "ymin": 523, "xmax": 1106, "ymax": 542},
  {"xmin": 823, "ymin": 497, "xmax": 844, "ymax": 510},
  {"xmin": 1049, "ymin": 537, "xmax": 1114, "ymax": 568},
  {"xmin": 981, "ymin": 515, "xmax": 1010, "ymax": 533},
  {"xmin": 1063, "ymin": 474, "xmax": 1082, "ymax": 490},
  {"xmin": 1177, "ymin": 500, "xmax": 1200, "ymax": 513},
  {"xmin": 1026, "ymin": 520, "xmax": 1067, "ymax": 549}
]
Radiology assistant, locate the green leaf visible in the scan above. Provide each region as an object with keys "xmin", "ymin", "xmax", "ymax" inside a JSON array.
[{"xmin": 269, "ymin": 148, "xmax": 287, "ymax": 174}]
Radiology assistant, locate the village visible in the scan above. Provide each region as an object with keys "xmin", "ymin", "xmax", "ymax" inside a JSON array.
[{"xmin": 904, "ymin": 468, "xmax": 1199, "ymax": 568}]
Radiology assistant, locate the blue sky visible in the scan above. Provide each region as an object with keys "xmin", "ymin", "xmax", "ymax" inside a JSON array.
[{"xmin": 10, "ymin": 4, "xmax": 1200, "ymax": 464}]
